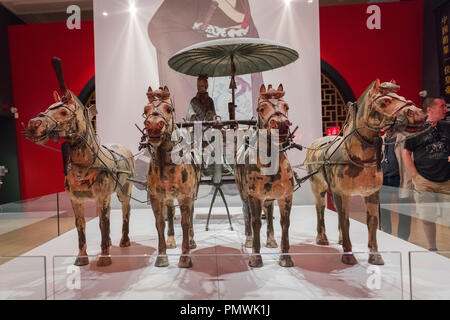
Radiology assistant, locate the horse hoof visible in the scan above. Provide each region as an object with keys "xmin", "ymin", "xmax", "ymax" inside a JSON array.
[
  {"xmin": 265, "ymin": 240, "xmax": 278, "ymax": 248},
  {"xmin": 119, "ymin": 238, "xmax": 131, "ymax": 247},
  {"xmin": 96, "ymin": 256, "xmax": 112, "ymax": 267},
  {"xmin": 155, "ymin": 255, "xmax": 169, "ymax": 267},
  {"xmin": 249, "ymin": 255, "xmax": 263, "ymax": 268},
  {"xmin": 316, "ymin": 236, "xmax": 329, "ymax": 246},
  {"xmin": 368, "ymin": 253, "xmax": 385, "ymax": 265},
  {"xmin": 341, "ymin": 253, "xmax": 358, "ymax": 265},
  {"xmin": 166, "ymin": 241, "xmax": 177, "ymax": 249},
  {"xmin": 189, "ymin": 240, "xmax": 197, "ymax": 249},
  {"xmin": 74, "ymin": 256, "xmax": 89, "ymax": 266},
  {"xmin": 178, "ymin": 256, "xmax": 192, "ymax": 268},
  {"xmin": 279, "ymin": 255, "xmax": 294, "ymax": 267}
]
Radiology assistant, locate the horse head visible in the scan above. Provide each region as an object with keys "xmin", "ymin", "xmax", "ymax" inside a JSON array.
[
  {"xmin": 143, "ymin": 86, "xmax": 175, "ymax": 147},
  {"xmin": 359, "ymin": 79, "xmax": 427, "ymax": 136},
  {"xmin": 257, "ymin": 84, "xmax": 293, "ymax": 143},
  {"xmin": 24, "ymin": 57, "xmax": 96, "ymax": 145}
]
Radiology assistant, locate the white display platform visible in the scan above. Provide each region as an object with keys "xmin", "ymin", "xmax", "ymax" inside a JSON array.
[{"xmin": 1, "ymin": 205, "xmax": 448, "ymax": 300}]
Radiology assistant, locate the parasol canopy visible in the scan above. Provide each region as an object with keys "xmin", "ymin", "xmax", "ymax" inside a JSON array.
[{"xmin": 168, "ymin": 38, "xmax": 299, "ymax": 77}]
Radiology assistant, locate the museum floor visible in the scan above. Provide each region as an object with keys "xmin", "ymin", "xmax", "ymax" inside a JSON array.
[{"xmin": 1, "ymin": 204, "xmax": 449, "ymax": 300}]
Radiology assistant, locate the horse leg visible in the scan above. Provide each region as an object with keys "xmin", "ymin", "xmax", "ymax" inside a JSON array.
[
  {"xmin": 166, "ymin": 202, "xmax": 176, "ymax": 249},
  {"xmin": 333, "ymin": 193, "xmax": 357, "ymax": 265},
  {"xmin": 117, "ymin": 182, "xmax": 131, "ymax": 247},
  {"xmin": 265, "ymin": 201, "xmax": 278, "ymax": 248},
  {"xmin": 314, "ymin": 189, "xmax": 329, "ymax": 246},
  {"xmin": 178, "ymin": 198, "xmax": 194, "ymax": 268},
  {"xmin": 71, "ymin": 198, "xmax": 89, "ymax": 266},
  {"xmin": 97, "ymin": 195, "xmax": 112, "ymax": 267},
  {"xmin": 150, "ymin": 195, "xmax": 169, "ymax": 267},
  {"xmin": 189, "ymin": 200, "xmax": 197, "ymax": 249},
  {"xmin": 365, "ymin": 192, "xmax": 384, "ymax": 265},
  {"xmin": 248, "ymin": 195, "xmax": 263, "ymax": 268},
  {"xmin": 278, "ymin": 196, "xmax": 293, "ymax": 267},
  {"xmin": 243, "ymin": 202, "xmax": 253, "ymax": 248}
]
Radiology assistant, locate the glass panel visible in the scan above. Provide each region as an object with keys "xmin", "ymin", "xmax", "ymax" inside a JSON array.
[
  {"xmin": 409, "ymin": 251, "xmax": 450, "ymax": 300},
  {"xmin": 0, "ymin": 256, "xmax": 47, "ymax": 300},
  {"xmin": 53, "ymin": 252, "xmax": 402, "ymax": 300},
  {"xmin": 0, "ymin": 194, "xmax": 59, "ymax": 256}
]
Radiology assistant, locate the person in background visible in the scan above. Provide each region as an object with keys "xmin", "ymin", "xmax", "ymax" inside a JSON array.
[
  {"xmin": 380, "ymin": 131, "xmax": 412, "ymax": 241},
  {"xmin": 403, "ymin": 96, "xmax": 450, "ymax": 251}
]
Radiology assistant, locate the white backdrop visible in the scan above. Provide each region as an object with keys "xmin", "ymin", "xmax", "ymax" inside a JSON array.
[{"xmin": 94, "ymin": 0, "xmax": 322, "ymax": 159}]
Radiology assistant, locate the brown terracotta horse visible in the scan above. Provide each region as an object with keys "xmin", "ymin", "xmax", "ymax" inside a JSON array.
[
  {"xmin": 305, "ymin": 79, "xmax": 427, "ymax": 265},
  {"xmin": 235, "ymin": 84, "xmax": 295, "ymax": 268},
  {"xmin": 24, "ymin": 58, "xmax": 135, "ymax": 267},
  {"xmin": 143, "ymin": 86, "xmax": 200, "ymax": 268}
]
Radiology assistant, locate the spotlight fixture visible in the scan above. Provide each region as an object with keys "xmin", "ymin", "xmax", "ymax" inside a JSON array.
[
  {"xmin": 129, "ymin": 1, "xmax": 137, "ymax": 15},
  {"xmin": 102, "ymin": 11, "xmax": 108, "ymax": 16},
  {"xmin": 284, "ymin": 0, "xmax": 291, "ymax": 5}
]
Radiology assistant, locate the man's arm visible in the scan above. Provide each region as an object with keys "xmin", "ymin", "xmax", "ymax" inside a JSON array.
[{"xmin": 402, "ymin": 149, "xmax": 418, "ymax": 178}]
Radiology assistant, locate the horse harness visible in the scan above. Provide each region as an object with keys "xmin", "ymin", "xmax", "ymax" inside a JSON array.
[{"xmin": 295, "ymin": 93, "xmax": 414, "ymax": 188}]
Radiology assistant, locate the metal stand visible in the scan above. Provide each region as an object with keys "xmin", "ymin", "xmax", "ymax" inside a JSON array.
[
  {"xmin": 205, "ymin": 183, "xmax": 233, "ymax": 231},
  {"xmin": 205, "ymin": 163, "xmax": 233, "ymax": 231}
]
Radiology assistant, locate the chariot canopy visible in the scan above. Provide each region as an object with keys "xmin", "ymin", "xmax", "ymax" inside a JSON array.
[{"xmin": 168, "ymin": 38, "xmax": 299, "ymax": 120}]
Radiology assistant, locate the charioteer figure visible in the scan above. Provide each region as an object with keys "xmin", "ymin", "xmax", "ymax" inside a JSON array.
[{"xmin": 186, "ymin": 74, "xmax": 217, "ymax": 122}]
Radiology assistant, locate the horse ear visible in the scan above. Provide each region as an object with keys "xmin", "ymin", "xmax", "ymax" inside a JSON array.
[
  {"xmin": 372, "ymin": 79, "xmax": 381, "ymax": 94},
  {"xmin": 260, "ymin": 85, "xmax": 266, "ymax": 94},
  {"xmin": 268, "ymin": 84, "xmax": 272, "ymax": 91},
  {"xmin": 147, "ymin": 87, "xmax": 153, "ymax": 103},
  {"xmin": 390, "ymin": 79, "xmax": 396, "ymax": 85},
  {"xmin": 65, "ymin": 90, "xmax": 74, "ymax": 102},
  {"xmin": 163, "ymin": 86, "xmax": 169, "ymax": 94},
  {"xmin": 53, "ymin": 91, "xmax": 61, "ymax": 102},
  {"xmin": 88, "ymin": 105, "xmax": 97, "ymax": 121},
  {"xmin": 277, "ymin": 84, "xmax": 284, "ymax": 92}
]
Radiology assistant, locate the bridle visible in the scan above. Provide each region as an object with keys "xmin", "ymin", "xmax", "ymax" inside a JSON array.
[
  {"xmin": 257, "ymin": 99, "xmax": 291, "ymax": 131},
  {"xmin": 143, "ymin": 98, "xmax": 175, "ymax": 130},
  {"xmin": 36, "ymin": 99, "xmax": 81, "ymax": 141},
  {"xmin": 358, "ymin": 92, "xmax": 414, "ymax": 133}
]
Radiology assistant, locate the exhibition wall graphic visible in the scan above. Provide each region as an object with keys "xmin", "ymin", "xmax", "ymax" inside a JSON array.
[{"xmin": 93, "ymin": 0, "xmax": 322, "ymax": 157}]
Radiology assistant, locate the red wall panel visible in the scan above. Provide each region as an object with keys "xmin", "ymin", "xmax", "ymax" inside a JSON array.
[
  {"xmin": 9, "ymin": 22, "xmax": 94, "ymax": 199},
  {"xmin": 320, "ymin": 1, "xmax": 424, "ymax": 106}
]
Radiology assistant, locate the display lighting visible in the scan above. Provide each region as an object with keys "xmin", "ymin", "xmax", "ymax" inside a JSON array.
[
  {"xmin": 284, "ymin": 0, "xmax": 291, "ymax": 5},
  {"xmin": 129, "ymin": 1, "xmax": 137, "ymax": 15},
  {"xmin": 102, "ymin": 11, "xmax": 108, "ymax": 17}
]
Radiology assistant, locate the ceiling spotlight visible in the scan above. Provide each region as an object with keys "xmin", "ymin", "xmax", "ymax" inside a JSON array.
[
  {"xmin": 102, "ymin": 11, "xmax": 108, "ymax": 16},
  {"xmin": 129, "ymin": 2, "xmax": 137, "ymax": 15},
  {"xmin": 284, "ymin": 0, "xmax": 291, "ymax": 5},
  {"xmin": 308, "ymin": 0, "xmax": 313, "ymax": 3}
]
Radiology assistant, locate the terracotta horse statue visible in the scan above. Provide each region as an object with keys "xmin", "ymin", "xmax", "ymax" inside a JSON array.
[
  {"xmin": 235, "ymin": 84, "xmax": 295, "ymax": 268},
  {"xmin": 143, "ymin": 86, "xmax": 200, "ymax": 268},
  {"xmin": 305, "ymin": 79, "xmax": 427, "ymax": 265},
  {"xmin": 24, "ymin": 58, "xmax": 135, "ymax": 267}
]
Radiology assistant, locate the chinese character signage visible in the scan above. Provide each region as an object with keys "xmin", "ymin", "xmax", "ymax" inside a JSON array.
[
  {"xmin": 327, "ymin": 126, "xmax": 340, "ymax": 136},
  {"xmin": 436, "ymin": 2, "xmax": 450, "ymax": 101}
]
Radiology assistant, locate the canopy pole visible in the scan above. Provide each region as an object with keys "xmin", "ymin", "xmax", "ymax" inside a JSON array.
[{"xmin": 229, "ymin": 54, "xmax": 237, "ymax": 124}]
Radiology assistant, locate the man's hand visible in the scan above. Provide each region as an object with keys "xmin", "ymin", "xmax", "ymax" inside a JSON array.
[{"xmin": 402, "ymin": 149, "xmax": 419, "ymax": 178}]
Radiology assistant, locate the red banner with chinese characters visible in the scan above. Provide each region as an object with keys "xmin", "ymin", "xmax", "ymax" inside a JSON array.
[{"xmin": 436, "ymin": 2, "xmax": 450, "ymax": 101}]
